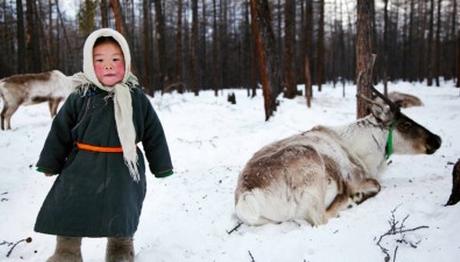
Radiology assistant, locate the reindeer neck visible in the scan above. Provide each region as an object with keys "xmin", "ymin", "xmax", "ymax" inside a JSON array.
[{"xmin": 329, "ymin": 115, "xmax": 389, "ymax": 176}]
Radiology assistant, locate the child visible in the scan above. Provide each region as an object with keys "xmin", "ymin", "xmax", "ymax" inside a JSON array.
[{"xmin": 34, "ymin": 28, "xmax": 173, "ymax": 262}]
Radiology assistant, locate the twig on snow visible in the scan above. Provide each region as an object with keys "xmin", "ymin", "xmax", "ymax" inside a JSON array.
[
  {"xmin": 226, "ymin": 222, "xmax": 243, "ymax": 235},
  {"xmin": 248, "ymin": 250, "xmax": 255, "ymax": 262},
  {"xmin": 375, "ymin": 207, "xmax": 428, "ymax": 262},
  {"xmin": 5, "ymin": 237, "xmax": 32, "ymax": 258}
]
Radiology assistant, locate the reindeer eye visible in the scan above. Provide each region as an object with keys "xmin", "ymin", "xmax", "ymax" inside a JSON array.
[{"xmin": 398, "ymin": 122, "xmax": 412, "ymax": 131}]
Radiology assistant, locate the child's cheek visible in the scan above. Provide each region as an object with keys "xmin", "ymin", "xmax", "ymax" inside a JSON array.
[
  {"xmin": 94, "ymin": 64, "xmax": 105, "ymax": 78},
  {"xmin": 115, "ymin": 62, "xmax": 126, "ymax": 76}
]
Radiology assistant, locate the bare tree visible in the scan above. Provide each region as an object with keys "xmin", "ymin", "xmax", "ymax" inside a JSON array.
[
  {"xmin": 109, "ymin": 0, "xmax": 125, "ymax": 34},
  {"xmin": 154, "ymin": 0, "xmax": 167, "ymax": 92},
  {"xmin": 250, "ymin": 0, "xmax": 281, "ymax": 120},
  {"xmin": 303, "ymin": 0, "xmax": 313, "ymax": 107},
  {"xmin": 16, "ymin": 0, "xmax": 25, "ymax": 73},
  {"xmin": 316, "ymin": 0, "xmax": 325, "ymax": 92},
  {"xmin": 191, "ymin": 0, "xmax": 200, "ymax": 95},
  {"xmin": 100, "ymin": 0, "xmax": 109, "ymax": 27},
  {"xmin": 427, "ymin": 0, "xmax": 435, "ymax": 86},
  {"xmin": 175, "ymin": 0, "xmax": 184, "ymax": 93},
  {"xmin": 434, "ymin": 0, "xmax": 442, "ymax": 87},
  {"xmin": 142, "ymin": 0, "xmax": 153, "ymax": 94},
  {"xmin": 26, "ymin": 0, "xmax": 42, "ymax": 72},
  {"xmin": 283, "ymin": 0, "xmax": 296, "ymax": 98},
  {"xmin": 356, "ymin": 0, "xmax": 374, "ymax": 118}
]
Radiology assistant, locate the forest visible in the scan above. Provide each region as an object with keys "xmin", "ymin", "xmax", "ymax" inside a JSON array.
[{"xmin": 0, "ymin": 0, "xmax": 459, "ymax": 102}]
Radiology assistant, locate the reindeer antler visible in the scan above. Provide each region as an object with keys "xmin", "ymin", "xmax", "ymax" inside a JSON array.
[
  {"xmin": 369, "ymin": 85, "xmax": 400, "ymax": 113},
  {"xmin": 357, "ymin": 94, "xmax": 385, "ymax": 112}
]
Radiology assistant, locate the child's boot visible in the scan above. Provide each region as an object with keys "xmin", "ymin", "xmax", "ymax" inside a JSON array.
[
  {"xmin": 47, "ymin": 236, "xmax": 82, "ymax": 262},
  {"xmin": 106, "ymin": 237, "xmax": 134, "ymax": 262}
]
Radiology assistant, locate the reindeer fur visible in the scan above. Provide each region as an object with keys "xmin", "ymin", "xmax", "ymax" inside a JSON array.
[
  {"xmin": 0, "ymin": 70, "xmax": 76, "ymax": 130},
  {"xmin": 235, "ymin": 103, "xmax": 441, "ymax": 226}
]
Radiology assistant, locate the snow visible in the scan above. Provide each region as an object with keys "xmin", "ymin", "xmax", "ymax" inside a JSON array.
[{"xmin": 0, "ymin": 81, "xmax": 459, "ymax": 262}]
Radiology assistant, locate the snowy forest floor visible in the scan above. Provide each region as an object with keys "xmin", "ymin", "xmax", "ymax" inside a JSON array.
[{"xmin": 0, "ymin": 81, "xmax": 459, "ymax": 262}]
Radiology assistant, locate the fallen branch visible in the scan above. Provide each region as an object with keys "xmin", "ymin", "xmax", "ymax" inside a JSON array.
[
  {"xmin": 6, "ymin": 237, "xmax": 32, "ymax": 258},
  {"xmin": 226, "ymin": 222, "xmax": 243, "ymax": 235},
  {"xmin": 248, "ymin": 250, "xmax": 255, "ymax": 262},
  {"xmin": 375, "ymin": 207, "xmax": 428, "ymax": 262}
]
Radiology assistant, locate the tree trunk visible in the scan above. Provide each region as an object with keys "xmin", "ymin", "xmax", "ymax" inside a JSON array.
[
  {"xmin": 304, "ymin": 0, "xmax": 313, "ymax": 102},
  {"xmin": 457, "ymin": 33, "xmax": 460, "ymax": 87},
  {"xmin": 16, "ymin": 0, "xmax": 26, "ymax": 73},
  {"xmin": 250, "ymin": 0, "xmax": 281, "ymax": 121},
  {"xmin": 427, "ymin": 0, "xmax": 434, "ymax": 86},
  {"xmin": 175, "ymin": 0, "xmax": 184, "ymax": 93},
  {"xmin": 191, "ymin": 0, "xmax": 200, "ymax": 96},
  {"xmin": 383, "ymin": 0, "xmax": 389, "ymax": 96},
  {"xmin": 316, "ymin": 0, "xmax": 325, "ymax": 92},
  {"xmin": 109, "ymin": 0, "xmax": 125, "ymax": 34},
  {"xmin": 304, "ymin": 54, "xmax": 312, "ymax": 108},
  {"xmin": 154, "ymin": 0, "xmax": 167, "ymax": 92},
  {"xmin": 142, "ymin": 0, "xmax": 153, "ymax": 94},
  {"xmin": 26, "ymin": 0, "xmax": 42, "ymax": 72},
  {"xmin": 283, "ymin": 0, "xmax": 296, "ymax": 98},
  {"xmin": 356, "ymin": 0, "xmax": 374, "ymax": 119},
  {"xmin": 212, "ymin": 0, "xmax": 220, "ymax": 96},
  {"xmin": 434, "ymin": 0, "xmax": 442, "ymax": 87},
  {"xmin": 100, "ymin": 0, "xmax": 109, "ymax": 27}
]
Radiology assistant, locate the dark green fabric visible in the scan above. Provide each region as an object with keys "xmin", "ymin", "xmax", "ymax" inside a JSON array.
[{"xmin": 34, "ymin": 85, "xmax": 173, "ymax": 237}]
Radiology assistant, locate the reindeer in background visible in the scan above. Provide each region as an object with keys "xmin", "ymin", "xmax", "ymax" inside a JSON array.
[
  {"xmin": 0, "ymin": 70, "xmax": 77, "ymax": 130},
  {"xmin": 234, "ymin": 87, "xmax": 441, "ymax": 226}
]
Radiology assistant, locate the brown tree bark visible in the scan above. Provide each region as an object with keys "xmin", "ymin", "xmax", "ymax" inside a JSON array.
[
  {"xmin": 250, "ymin": 0, "xmax": 281, "ymax": 120},
  {"xmin": 191, "ymin": 0, "xmax": 200, "ymax": 96},
  {"xmin": 316, "ymin": 0, "xmax": 325, "ymax": 92},
  {"xmin": 175, "ymin": 0, "xmax": 184, "ymax": 93},
  {"xmin": 109, "ymin": 0, "xmax": 125, "ymax": 34},
  {"xmin": 457, "ymin": 33, "xmax": 460, "ymax": 87},
  {"xmin": 154, "ymin": 0, "xmax": 167, "ymax": 92},
  {"xmin": 427, "ymin": 0, "xmax": 434, "ymax": 86},
  {"xmin": 16, "ymin": 0, "xmax": 26, "ymax": 73},
  {"xmin": 26, "ymin": 0, "xmax": 41, "ymax": 72},
  {"xmin": 142, "ymin": 0, "xmax": 153, "ymax": 95},
  {"xmin": 304, "ymin": 0, "xmax": 313, "ymax": 103},
  {"xmin": 100, "ymin": 0, "xmax": 109, "ymax": 28},
  {"xmin": 356, "ymin": 0, "xmax": 374, "ymax": 119},
  {"xmin": 434, "ymin": 0, "xmax": 442, "ymax": 87},
  {"xmin": 383, "ymin": 0, "xmax": 389, "ymax": 96},
  {"xmin": 212, "ymin": 0, "xmax": 220, "ymax": 96},
  {"xmin": 283, "ymin": 0, "xmax": 296, "ymax": 99},
  {"xmin": 304, "ymin": 54, "xmax": 312, "ymax": 108}
]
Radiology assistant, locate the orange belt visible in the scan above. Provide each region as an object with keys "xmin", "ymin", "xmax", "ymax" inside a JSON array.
[{"xmin": 76, "ymin": 142, "xmax": 123, "ymax": 153}]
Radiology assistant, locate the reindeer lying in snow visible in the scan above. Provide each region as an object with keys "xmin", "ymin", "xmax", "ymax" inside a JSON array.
[
  {"xmin": 0, "ymin": 70, "xmax": 76, "ymax": 130},
  {"xmin": 235, "ymin": 87, "xmax": 441, "ymax": 226}
]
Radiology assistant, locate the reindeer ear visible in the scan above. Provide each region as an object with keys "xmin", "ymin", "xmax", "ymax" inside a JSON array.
[{"xmin": 370, "ymin": 102, "xmax": 393, "ymax": 125}]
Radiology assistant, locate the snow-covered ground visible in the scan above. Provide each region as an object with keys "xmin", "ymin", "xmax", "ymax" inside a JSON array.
[{"xmin": 0, "ymin": 82, "xmax": 459, "ymax": 262}]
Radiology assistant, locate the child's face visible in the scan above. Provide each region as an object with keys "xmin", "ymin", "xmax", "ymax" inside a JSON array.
[{"xmin": 93, "ymin": 42, "xmax": 125, "ymax": 87}]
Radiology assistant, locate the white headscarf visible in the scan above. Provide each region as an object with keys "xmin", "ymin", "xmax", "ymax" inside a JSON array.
[{"xmin": 75, "ymin": 28, "xmax": 140, "ymax": 182}]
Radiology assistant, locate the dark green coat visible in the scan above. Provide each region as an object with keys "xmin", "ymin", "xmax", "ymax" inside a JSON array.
[{"xmin": 34, "ymin": 85, "xmax": 173, "ymax": 237}]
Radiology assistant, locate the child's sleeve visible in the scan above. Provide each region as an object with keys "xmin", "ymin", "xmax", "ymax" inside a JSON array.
[
  {"xmin": 141, "ymin": 94, "xmax": 173, "ymax": 178},
  {"xmin": 36, "ymin": 94, "xmax": 78, "ymax": 175}
]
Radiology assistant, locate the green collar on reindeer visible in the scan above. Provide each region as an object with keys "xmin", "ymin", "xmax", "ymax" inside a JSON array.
[{"xmin": 385, "ymin": 121, "xmax": 397, "ymax": 160}]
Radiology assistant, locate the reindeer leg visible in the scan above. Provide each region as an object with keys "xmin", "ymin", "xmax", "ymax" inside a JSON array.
[
  {"xmin": 3, "ymin": 104, "xmax": 19, "ymax": 130},
  {"xmin": 1, "ymin": 104, "xmax": 6, "ymax": 130},
  {"xmin": 325, "ymin": 192, "xmax": 353, "ymax": 220},
  {"xmin": 49, "ymin": 98, "xmax": 62, "ymax": 117},
  {"xmin": 351, "ymin": 178, "xmax": 381, "ymax": 205}
]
